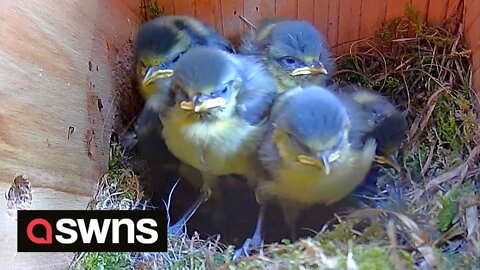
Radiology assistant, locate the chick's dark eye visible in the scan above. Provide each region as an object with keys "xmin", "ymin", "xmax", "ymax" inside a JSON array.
[
  {"xmin": 221, "ymin": 86, "xmax": 228, "ymax": 94},
  {"xmin": 281, "ymin": 57, "xmax": 297, "ymax": 65}
]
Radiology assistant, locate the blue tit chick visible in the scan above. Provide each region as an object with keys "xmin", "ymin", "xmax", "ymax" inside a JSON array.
[
  {"xmin": 336, "ymin": 86, "xmax": 407, "ymax": 171},
  {"xmin": 134, "ymin": 15, "xmax": 234, "ymax": 100},
  {"xmin": 239, "ymin": 19, "xmax": 334, "ymax": 93},
  {"xmin": 250, "ymin": 86, "xmax": 376, "ymax": 246},
  {"xmin": 127, "ymin": 16, "xmax": 234, "ymax": 199},
  {"xmin": 157, "ymin": 47, "xmax": 277, "ymax": 230}
]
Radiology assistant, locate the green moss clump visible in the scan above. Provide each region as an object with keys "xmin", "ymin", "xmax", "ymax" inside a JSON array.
[{"xmin": 74, "ymin": 252, "xmax": 131, "ymax": 270}]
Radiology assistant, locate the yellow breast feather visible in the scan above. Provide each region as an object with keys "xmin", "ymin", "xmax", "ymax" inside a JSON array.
[{"xmin": 162, "ymin": 107, "xmax": 264, "ymax": 176}]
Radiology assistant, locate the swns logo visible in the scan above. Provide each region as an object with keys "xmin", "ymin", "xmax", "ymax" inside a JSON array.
[{"xmin": 17, "ymin": 210, "xmax": 167, "ymax": 252}]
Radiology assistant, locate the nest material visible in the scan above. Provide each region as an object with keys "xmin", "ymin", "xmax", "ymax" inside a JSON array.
[{"xmin": 73, "ymin": 8, "xmax": 480, "ymax": 270}]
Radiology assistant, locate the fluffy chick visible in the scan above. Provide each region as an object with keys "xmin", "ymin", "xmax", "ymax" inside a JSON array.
[
  {"xmin": 336, "ymin": 86, "xmax": 407, "ymax": 171},
  {"xmin": 239, "ymin": 19, "xmax": 334, "ymax": 93},
  {"xmin": 135, "ymin": 15, "xmax": 233, "ymax": 100},
  {"xmin": 126, "ymin": 16, "xmax": 234, "ymax": 203},
  {"xmin": 237, "ymin": 86, "xmax": 376, "ymax": 256},
  {"xmin": 157, "ymin": 47, "xmax": 276, "ymax": 230}
]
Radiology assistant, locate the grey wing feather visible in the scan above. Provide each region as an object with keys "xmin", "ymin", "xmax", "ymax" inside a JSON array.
[
  {"xmin": 335, "ymin": 91, "xmax": 372, "ymax": 150},
  {"xmin": 235, "ymin": 55, "xmax": 277, "ymax": 125},
  {"xmin": 238, "ymin": 29, "xmax": 259, "ymax": 55},
  {"xmin": 257, "ymin": 128, "xmax": 280, "ymax": 180}
]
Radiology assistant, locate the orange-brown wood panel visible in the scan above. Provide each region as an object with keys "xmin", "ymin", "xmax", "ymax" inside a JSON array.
[
  {"xmin": 464, "ymin": 0, "xmax": 480, "ymax": 97},
  {"xmin": 196, "ymin": 0, "xmax": 219, "ymax": 28},
  {"xmin": 313, "ymin": 0, "xmax": 329, "ymax": 37},
  {"xmin": 386, "ymin": 0, "xmax": 412, "ymax": 20},
  {"xmin": 336, "ymin": 0, "xmax": 362, "ymax": 53},
  {"xmin": 327, "ymin": 0, "xmax": 340, "ymax": 50},
  {"xmin": 465, "ymin": 2, "xmax": 480, "ymax": 30},
  {"xmin": 244, "ymin": 0, "xmax": 262, "ymax": 28},
  {"xmin": 412, "ymin": 0, "xmax": 429, "ymax": 22},
  {"xmin": 447, "ymin": 0, "xmax": 462, "ymax": 18},
  {"xmin": 221, "ymin": 0, "xmax": 245, "ymax": 43},
  {"xmin": 276, "ymin": 0, "xmax": 298, "ymax": 19},
  {"xmin": 0, "ymin": 0, "xmax": 142, "ymax": 268},
  {"xmin": 427, "ymin": 0, "xmax": 449, "ymax": 25},
  {"xmin": 297, "ymin": 0, "xmax": 314, "ymax": 22},
  {"xmin": 158, "ymin": 0, "xmax": 175, "ymax": 15},
  {"xmin": 212, "ymin": 0, "xmax": 224, "ymax": 32},
  {"xmin": 259, "ymin": 0, "xmax": 276, "ymax": 19},
  {"xmin": 360, "ymin": 0, "xmax": 388, "ymax": 40},
  {"xmin": 174, "ymin": 0, "xmax": 196, "ymax": 16}
]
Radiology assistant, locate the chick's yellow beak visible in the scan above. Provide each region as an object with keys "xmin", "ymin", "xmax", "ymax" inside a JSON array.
[
  {"xmin": 297, "ymin": 154, "xmax": 331, "ymax": 175},
  {"xmin": 142, "ymin": 66, "xmax": 174, "ymax": 87},
  {"xmin": 291, "ymin": 66, "xmax": 328, "ymax": 76},
  {"xmin": 375, "ymin": 155, "xmax": 401, "ymax": 172},
  {"xmin": 180, "ymin": 97, "xmax": 226, "ymax": 112}
]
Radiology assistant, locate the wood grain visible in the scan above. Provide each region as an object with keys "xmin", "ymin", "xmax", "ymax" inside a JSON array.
[
  {"xmin": 0, "ymin": 0, "xmax": 140, "ymax": 267},
  {"xmin": 313, "ymin": 0, "xmax": 329, "ymax": 38},
  {"xmin": 427, "ymin": 0, "xmax": 449, "ymax": 25},
  {"xmin": 195, "ymin": 0, "xmax": 218, "ymax": 28},
  {"xmin": 173, "ymin": 0, "xmax": 196, "ymax": 16},
  {"xmin": 297, "ymin": 0, "xmax": 314, "ymax": 23},
  {"xmin": 220, "ymin": 0, "xmax": 245, "ymax": 43},
  {"xmin": 243, "ymin": 0, "xmax": 262, "ymax": 29},
  {"xmin": 464, "ymin": 0, "xmax": 480, "ymax": 97},
  {"xmin": 412, "ymin": 0, "xmax": 430, "ymax": 22},
  {"xmin": 327, "ymin": 0, "xmax": 340, "ymax": 51},
  {"xmin": 360, "ymin": 0, "xmax": 388, "ymax": 39},
  {"xmin": 158, "ymin": 0, "xmax": 175, "ymax": 15},
  {"xmin": 336, "ymin": 0, "xmax": 362, "ymax": 53},
  {"xmin": 258, "ymin": 0, "xmax": 276, "ymax": 21},
  {"xmin": 275, "ymin": 0, "xmax": 298, "ymax": 19},
  {"xmin": 0, "ymin": 181, "xmax": 90, "ymax": 269},
  {"xmin": 386, "ymin": 0, "xmax": 412, "ymax": 21}
]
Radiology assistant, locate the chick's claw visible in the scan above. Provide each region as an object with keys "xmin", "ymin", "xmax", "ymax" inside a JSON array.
[
  {"xmin": 233, "ymin": 205, "xmax": 266, "ymax": 259},
  {"xmin": 167, "ymin": 189, "xmax": 210, "ymax": 236}
]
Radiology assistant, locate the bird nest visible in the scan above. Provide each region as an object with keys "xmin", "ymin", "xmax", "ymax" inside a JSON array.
[{"xmin": 71, "ymin": 7, "xmax": 479, "ymax": 270}]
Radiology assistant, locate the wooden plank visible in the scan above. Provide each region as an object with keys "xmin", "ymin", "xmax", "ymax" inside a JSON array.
[
  {"xmin": 360, "ymin": 0, "xmax": 388, "ymax": 39},
  {"xmin": 0, "ymin": 0, "xmax": 139, "ymax": 266},
  {"xmin": 0, "ymin": 182, "xmax": 90, "ymax": 269},
  {"xmin": 464, "ymin": 0, "xmax": 480, "ymax": 98},
  {"xmin": 157, "ymin": 0, "xmax": 175, "ymax": 15},
  {"xmin": 446, "ymin": 0, "xmax": 462, "ymax": 18},
  {"xmin": 386, "ymin": 0, "xmax": 412, "ymax": 21},
  {"xmin": 244, "ymin": 0, "xmax": 262, "ymax": 29},
  {"xmin": 427, "ymin": 0, "xmax": 449, "ymax": 25},
  {"xmin": 275, "ymin": 0, "xmax": 298, "ymax": 20},
  {"xmin": 0, "ymin": 0, "xmax": 137, "ymax": 196},
  {"xmin": 220, "ymin": 0, "xmax": 244, "ymax": 43},
  {"xmin": 411, "ymin": 0, "xmax": 430, "ymax": 23},
  {"xmin": 259, "ymin": 0, "xmax": 276, "ymax": 18},
  {"xmin": 297, "ymin": 0, "xmax": 314, "ymax": 23},
  {"xmin": 173, "ymin": 0, "xmax": 196, "ymax": 16},
  {"xmin": 196, "ymin": 0, "xmax": 218, "ymax": 28},
  {"xmin": 327, "ymin": 0, "xmax": 340, "ymax": 51},
  {"xmin": 313, "ymin": 0, "xmax": 329, "ymax": 37},
  {"xmin": 213, "ymin": 0, "xmax": 224, "ymax": 33},
  {"xmin": 336, "ymin": 0, "xmax": 362, "ymax": 53}
]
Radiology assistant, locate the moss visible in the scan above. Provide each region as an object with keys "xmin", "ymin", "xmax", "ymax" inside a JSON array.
[
  {"xmin": 438, "ymin": 183, "xmax": 475, "ymax": 232},
  {"xmin": 74, "ymin": 252, "xmax": 131, "ymax": 270}
]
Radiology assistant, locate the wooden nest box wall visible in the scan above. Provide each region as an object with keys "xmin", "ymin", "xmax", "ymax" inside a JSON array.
[{"xmin": 0, "ymin": 0, "xmax": 478, "ymax": 269}]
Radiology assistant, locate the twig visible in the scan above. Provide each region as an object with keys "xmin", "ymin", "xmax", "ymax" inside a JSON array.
[{"xmin": 239, "ymin": 15, "xmax": 256, "ymax": 29}]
